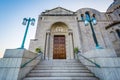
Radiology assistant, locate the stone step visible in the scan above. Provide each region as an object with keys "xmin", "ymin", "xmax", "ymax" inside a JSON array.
[
  {"xmin": 27, "ymin": 72, "xmax": 94, "ymax": 77},
  {"xmin": 34, "ymin": 66, "xmax": 87, "ymax": 70},
  {"xmin": 23, "ymin": 60, "xmax": 99, "ymax": 80},
  {"xmin": 40, "ymin": 60, "xmax": 80, "ymax": 62},
  {"xmin": 36, "ymin": 65, "xmax": 84, "ymax": 67},
  {"xmin": 23, "ymin": 77, "xmax": 99, "ymax": 80},
  {"xmin": 39, "ymin": 60, "xmax": 80, "ymax": 64},
  {"xmin": 39, "ymin": 62, "xmax": 82, "ymax": 65},
  {"xmin": 31, "ymin": 69, "xmax": 90, "ymax": 73}
]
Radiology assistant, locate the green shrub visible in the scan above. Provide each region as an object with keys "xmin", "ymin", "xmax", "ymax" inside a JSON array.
[
  {"xmin": 35, "ymin": 48, "xmax": 41, "ymax": 53},
  {"xmin": 74, "ymin": 47, "xmax": 79, "ymax": 54}
]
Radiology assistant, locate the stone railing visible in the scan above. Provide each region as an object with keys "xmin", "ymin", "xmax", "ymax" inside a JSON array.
[
  {"xmin": 0, "ymin": 49, "xmax": 43, "ymax": 80},
  {"xmin": 77, "ymin": 48, "xmax": 120, "ymax": 80}
]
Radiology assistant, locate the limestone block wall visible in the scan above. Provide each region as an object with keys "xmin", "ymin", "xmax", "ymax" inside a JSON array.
[
  {"xmin": 76, "ymin": 8, "xmax": 113, "ymax": 53},
  {"xmin": 107, "ymin": 24, "xmax": 120, "ymax": 40},
  {"xmin": 29, "ymin": 15, "xmax": 81, "ymax": 58},
  {"xmin": 112, "ymin": 10, "xmax": 120, "ymax": 21},
  {"xmin": 77, "ymin": 49, "xmax": 120, "ymax": 80},
  {"xmin": 105, "ymin": 0, "xmax": 120, "ymax": 56},
  {"xmin": 108, "ymin": 8, "xmax": 120, "ymax": 21},
  {"xmin": 29, "ymin": 39, "xmax": 40, "ymax": 53},
  {"xmin": 0, "ymin": 49, "xmax": 42, "ymax": 80},
  {"xmin": 29, "ymin": 7, "xmax": 119, "ymax": 59},
  {"xmin": 112, "ymin": 40, "xmax": 120, "ymax": 56},
  {"xmin": 106, "ymin": 24, "xmax": 120, "ymax": 56}
]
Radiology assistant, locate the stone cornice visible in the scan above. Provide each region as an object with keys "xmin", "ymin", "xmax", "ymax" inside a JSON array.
[
  {"xmin": 41, "ymin": 13, "xmax": 76, "ymax": 16},
  {"xmin": 41, "ymin": 7, "xmax": 76, "ymax": 16},
  {"xmin": 44, "ymin": 7, "xmax": 74, "ymax": 13}
]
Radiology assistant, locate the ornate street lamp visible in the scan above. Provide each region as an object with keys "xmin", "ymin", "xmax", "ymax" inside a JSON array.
[
  {"xmin": 83, "ymin": 12, "xmax": 101, "ymax": 49},
  {"xmin": 20, "ymin": 18, "xmax": 35, "ymax": 49}
]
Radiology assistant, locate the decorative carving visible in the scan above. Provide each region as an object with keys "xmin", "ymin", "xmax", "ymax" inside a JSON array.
[{"xmin": 52, "ymin": 26, "xmax": 67, "ymax": 33}]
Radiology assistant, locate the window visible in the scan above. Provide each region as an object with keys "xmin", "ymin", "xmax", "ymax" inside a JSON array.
[
  {"xmin": 81, "ymin": 14, "xmax": 84, "ymax": 21},
  {"xmin": 93, "ymin": 14, "xmax": 96, "ymax": 18},
  {"xmin": 85, "ymin": 12, "xmax": 90, "ymax": 21},
  {"xmin": 40, "ymin": 17, "xmax": 42, "ymax": 20},
  {"xmin": 85, "ymin": 11, "xmax": 89, "ymax": 15},
  {"xmin": 76, "ymin": 17, "xmax": 78, "ymax": 20},
  {"xmin": 116, "ymin": 29, "xmax": 120, "ymax": 38},
  {"xmin": 108, "ymin": 15, "xmax": 113, "ymax": 20}
]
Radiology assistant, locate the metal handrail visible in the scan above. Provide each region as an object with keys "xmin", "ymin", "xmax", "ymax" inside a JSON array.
[
  {"xmin": 78, "ymin": 53, "xmax": 101, "ymax": 68},
  {"xmin": 21, "ymin": 53, "xmax": 42, "ymax": 68}
]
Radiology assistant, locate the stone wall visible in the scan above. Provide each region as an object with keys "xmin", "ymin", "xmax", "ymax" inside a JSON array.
[
  {"xmin": 78, "ymin": 49, "xmax": 120, "ymax": 80},
  {"xmin": 106, "ymin": 24, "xmax": 120, "ymax": 57},
  {"xmin": 0, "ymin": 49, "xmax": 42, "ymax": 80},
  {"xmin": 29, "ymin": 14, "xmax": 81, "ymax": 59},
  {"xmin": 29, "ymin": 7, "xmax": 119, "ymax": 59},
  {"xmin": 76, "ymin": 8, "xmax": 114, "ymax": 53}
]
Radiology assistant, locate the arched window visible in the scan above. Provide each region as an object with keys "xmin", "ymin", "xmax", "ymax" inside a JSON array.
[
  {"xmin": 85, "ymin": 11, "xmax": 90, "ymax": 14},
  {"xmin": 81, "ymin": 14, "xmax": 84, "ymax": 21},
  {"xmin": 93, "ymin": 14, "xmax": 96, "ymax": 18},
  {"xmin": 76, "ymin": 17, "xmax": 78, "ymax": 20},
  {"xmin": 108, "ymin": 15, "xmax": 113, "ymax": 20},
  {"xmin": 40, "ymin": 17, "xmax": 42, "ymax": 20},
  {"xmin": 116, "ymin": 29, "xmax": 120, "ymax": 38},
  {"xmin": 85, "ymin": 11, "xmax": 90, "ymax": 20}
]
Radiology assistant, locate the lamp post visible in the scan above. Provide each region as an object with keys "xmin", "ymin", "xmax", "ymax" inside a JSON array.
[
  {"xmin": 83, "ymin": 12, "xmax": 101, "ymax": 48},
  {"xmin": 20, "ymin": 18, "xmax": 35, "ymax": 49}
]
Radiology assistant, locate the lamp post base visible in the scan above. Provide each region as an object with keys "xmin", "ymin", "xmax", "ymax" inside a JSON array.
[
  {"xmin": 96, "ymin": 46, "xmax": 103, "ymax": 49},
  {"xmin": 17, "ymin": 47, "xmax": 25, "ymax": 49}
]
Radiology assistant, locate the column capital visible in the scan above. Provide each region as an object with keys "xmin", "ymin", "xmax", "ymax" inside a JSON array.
[
  {"xmin": 46, "ymin": 30, "xmax": 50, "ymax": 35},
  {"xmin": 68, "ymin": 29, "xmax": 73, "ymax": 35},
  {"xmin": 69, "ymin": 32, "xmax": 73, "ymax": 35}
]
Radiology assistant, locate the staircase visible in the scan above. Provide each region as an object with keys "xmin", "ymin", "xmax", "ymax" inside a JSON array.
[{"xmin": 23, "ymin": 60, "xmax": 99, "ymax": 80}]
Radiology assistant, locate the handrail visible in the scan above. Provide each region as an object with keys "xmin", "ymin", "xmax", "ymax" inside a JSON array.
[
  {"xmin": 21, "ymin": 53, "xmax": 42, "ymax": 68},
  {"xmin": 78, "ymin": 53, "xmax": 101, "ymax": 68}
]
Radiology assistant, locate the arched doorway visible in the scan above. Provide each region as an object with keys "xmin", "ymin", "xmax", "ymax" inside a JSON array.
[{"xmin": 51, "ymin": 22, "xmax": 68, "ymax": 59}]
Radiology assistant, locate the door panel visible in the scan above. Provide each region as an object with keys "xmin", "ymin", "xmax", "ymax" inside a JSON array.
[{"xmin": 53, "ymin": 35, "xmax": 66, "ymax": 59}]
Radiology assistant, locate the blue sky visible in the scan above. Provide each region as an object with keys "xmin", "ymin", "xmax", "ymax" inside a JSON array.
[{"xmin": 0, "ymin": 0, "xmax": 113, "ymax": 55}]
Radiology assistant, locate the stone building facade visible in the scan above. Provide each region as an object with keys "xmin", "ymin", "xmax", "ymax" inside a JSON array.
[{"xmin": 29, "ymin": 0, "xmax": 120, "ymax": 59}]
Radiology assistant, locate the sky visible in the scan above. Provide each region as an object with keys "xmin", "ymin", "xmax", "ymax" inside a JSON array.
[{"xmin": 0, "ymin": 0, "xmax": 113, "ymax": 57}]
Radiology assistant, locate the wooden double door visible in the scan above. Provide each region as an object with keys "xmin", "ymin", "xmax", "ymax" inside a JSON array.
[{"xmin": 53, "ymin": 35, "xmax": 66, "ymax": 59}]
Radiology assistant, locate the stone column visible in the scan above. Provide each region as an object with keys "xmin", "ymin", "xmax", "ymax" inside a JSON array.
[
  {"xmin": 69, "ymin": 32, "xmax": 74, "ymax": 59},
  {"xmin": 45, "ymin": 32, "xmax": 50, "ymax": 60}
]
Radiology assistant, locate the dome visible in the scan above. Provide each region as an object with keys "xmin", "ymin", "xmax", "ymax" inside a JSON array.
[{"xmin": 107, "ymin": 0, "xmax": 120, "ymax": 13}]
